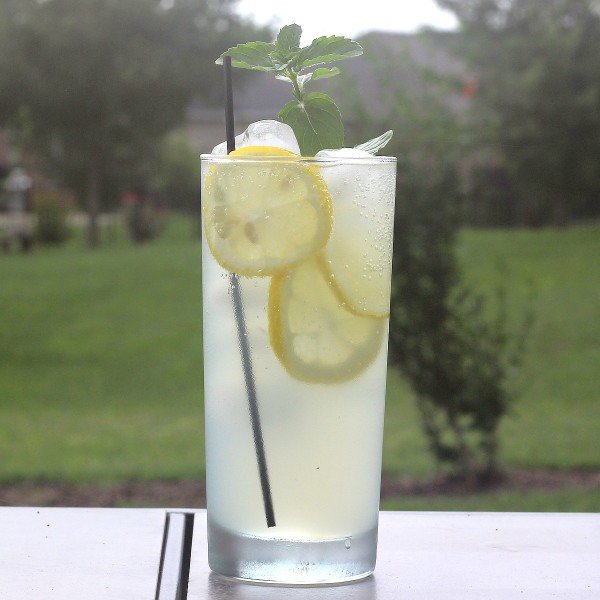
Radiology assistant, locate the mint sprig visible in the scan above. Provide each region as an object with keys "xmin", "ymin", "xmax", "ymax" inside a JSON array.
[{"xmin": 216, "ymin": 25, "xmax": 363, "ymax": 156}]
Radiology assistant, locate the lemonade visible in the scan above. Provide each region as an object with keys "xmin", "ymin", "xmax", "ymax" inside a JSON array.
[{"xmin": 201, "ymin": 149, "xmax": 396, "ymax": 583}]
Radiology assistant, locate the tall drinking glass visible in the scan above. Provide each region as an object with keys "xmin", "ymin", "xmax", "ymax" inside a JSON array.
[{"xmin": 201, "ymin": 152, "xmax": 396, "ymax": 584}]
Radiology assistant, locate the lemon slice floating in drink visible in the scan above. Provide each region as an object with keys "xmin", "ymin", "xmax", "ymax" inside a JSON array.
[
  {"xmin": 203, "ymin": 146, "xmax": 332, "ymax": 276},
  {"xmin": 320, "ymin": 169, "xmax": 395, "ymax": 318},
  {"xmin": 269, "ymin": 254, "xmax": 386, "ymax": 384}
]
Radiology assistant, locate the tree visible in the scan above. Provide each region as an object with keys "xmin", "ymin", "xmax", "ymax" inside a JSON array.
[
  {"xmin": 438, "ymin": 0, "xmax": 600, "ymax": 226},
  {"xmin": 152, "ymin": 131, "xmax": 201, "ymax": 236},
  {"xmin": 0, "ymin": 0, "xmax": 268, "ymax": 246}
]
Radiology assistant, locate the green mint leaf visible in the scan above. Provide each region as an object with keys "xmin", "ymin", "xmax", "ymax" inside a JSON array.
[
  {"xmin": 310, "ymin": 66, "xmax": 341, "ymax": 80},
  {"xmin": 215, "ymin": 41, "xmax": 277, "ymax": 71},
  {"xmin": 294, "ymin": 36, "xmax": 363, "ymax": 70},
  {"xmin": 298, "ymin": 67, "xmax": 341, "ymax": 87},
  {"xmin": 355, "ymin": 130, "xmax": 394, "ymax": 155},
  {"xmin": 279, "ymin": 92, "xmax": 343, "ymax": 156},
  {"xmin": 276, "ymin": 24, "xmax": 302, "ymax": 56}
]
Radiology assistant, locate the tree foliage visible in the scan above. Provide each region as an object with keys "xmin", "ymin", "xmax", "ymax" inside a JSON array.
[
  {"xmin": 438, "ymin": 0, "xmax": 600, "ymax": 226},
  {"xmin": 0, "ymin": 0, "xmax": 268, "ymax": 245}
]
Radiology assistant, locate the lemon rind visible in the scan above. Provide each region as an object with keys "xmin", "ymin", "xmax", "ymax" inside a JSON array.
[
  {"xmin": 268, "ymin": 257, "xmax": 386, "ymax": 384},
  {"xmin": 202, "ymin": 146, "xmax": 333, "ymax": 277}
]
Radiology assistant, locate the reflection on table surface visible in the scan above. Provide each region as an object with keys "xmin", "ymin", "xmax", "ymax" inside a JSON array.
[{"xmin": 207, "ymin": 572, "xmax": 377, "ymax": 600}]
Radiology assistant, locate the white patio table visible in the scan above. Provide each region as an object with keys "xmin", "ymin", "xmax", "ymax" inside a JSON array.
[{"xmin": 0, "ymin": 508, "xmax": 598, "ymax": 599}]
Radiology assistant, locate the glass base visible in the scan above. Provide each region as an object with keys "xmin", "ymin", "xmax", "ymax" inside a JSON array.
[{"xmin": 208, "ymin": 520, "xmax": 378, "ymax": 585}]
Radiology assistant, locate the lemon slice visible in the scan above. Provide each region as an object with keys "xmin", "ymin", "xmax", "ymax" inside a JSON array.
[
  {"xmin": 203, "ymin": 146, "xmax": 332, "ymax": 276},
  {"xmin": 269, "ymin": 254, "xmax": 386, "ymax": 383},
  {"xmin": 322, "ymin": 166, "xmax": 395, "ymax": 318}
]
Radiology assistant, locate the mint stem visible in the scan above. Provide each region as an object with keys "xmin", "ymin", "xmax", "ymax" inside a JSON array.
[{"xmin": 288, "ymin": 70, "xmax": 304, "ymax": 101}]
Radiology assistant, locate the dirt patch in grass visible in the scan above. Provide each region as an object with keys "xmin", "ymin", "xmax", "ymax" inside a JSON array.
[
  {"xmin": 0, "ymin": 479, "xmax": 205, "ymax": 508},
  {"xmin": 1, "ymin": 469, "xmax": 598, "ymax": 508},
  {"xmin": 379, "ymin": 468, "xmax": 600, "ymax": 498}
]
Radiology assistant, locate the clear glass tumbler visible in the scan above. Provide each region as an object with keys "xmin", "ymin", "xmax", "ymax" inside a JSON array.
[{"xmin": 201, "ymin": 152, "xmax": 396, "ymax": 584}]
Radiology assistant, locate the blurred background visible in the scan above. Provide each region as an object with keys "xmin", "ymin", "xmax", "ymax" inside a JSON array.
[{"xmin": 0, "ymin": 0, "xmax": 598, "ymax": 511}]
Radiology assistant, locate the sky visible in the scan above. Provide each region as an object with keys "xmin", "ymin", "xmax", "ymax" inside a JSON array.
[{"xmin": 236, "ymin": 0, "xmax": 458, "ymax": 42}]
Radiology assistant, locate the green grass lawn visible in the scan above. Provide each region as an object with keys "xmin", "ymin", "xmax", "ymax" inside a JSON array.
[{"xmin": 1, "ymin": 218, "xmax": 598, "ymax": 509}]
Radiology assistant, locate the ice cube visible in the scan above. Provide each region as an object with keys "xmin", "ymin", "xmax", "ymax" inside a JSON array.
[
  {"xmin": 316, "ymin": 143, "xmax": 395, "ymax": 236},
  {"xmin": 315, "ymin": 148, "xmax": 396, "ymax": 321},
  {"xmin": 211, "ymin": 120, "xmax": 300, "ymax": 155},
  {"xmin": 211, "ymin": 140, "xmax": 231, "ymax": 155},
  {"xmin": 315, "ymin": 148, "xmax": 373, "ymax": 160},
  {"xmin": 315, "ymin": 148, "xmax": 379, "ymax": 203}
]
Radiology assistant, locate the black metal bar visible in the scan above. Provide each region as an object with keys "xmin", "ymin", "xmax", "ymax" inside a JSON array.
[{"xmin": 155, "ymin": 512, "xmax": 195, "ymax": 600}]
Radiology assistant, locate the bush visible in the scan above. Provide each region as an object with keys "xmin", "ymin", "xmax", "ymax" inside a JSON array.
[
  {"xmin": 390, "ymin": 171, "xmax": 532, "ymax": 480},
  {"xmin": 153, "ymin": 132, "xmax": 198, "ymax": 213},
  {"xmin": 388, "ymin": 119, "xmax": 532, "ymax": 483},
  {"xmin": 123, "ymin": 193, "xmax": 162, "ymax": 244},
  {"xmin": 33, "ymin": 189, "xmax": 72, "ymax": 245}
]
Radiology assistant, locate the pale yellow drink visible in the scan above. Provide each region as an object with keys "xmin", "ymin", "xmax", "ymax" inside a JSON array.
[{"xmin": 201, "ymin": 149, "xmax": 396, "ymax": 583}]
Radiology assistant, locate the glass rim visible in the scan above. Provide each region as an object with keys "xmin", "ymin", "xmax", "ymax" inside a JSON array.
[{"xmin": 200, "ymin": 153, "xmax": 397, "ymax": 165}]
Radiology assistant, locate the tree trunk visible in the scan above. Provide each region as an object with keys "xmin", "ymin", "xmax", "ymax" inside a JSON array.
[
  {"xmin": 414, "ymin": 394, "xmax": 447, "ymax": 470},
  {"xmin": 448, "ymin": 413, "xmax": 475, "ymax": 484},
  {"xmin": 550, "ymin": 192, "xmax": 570, "ymax": 227},
  {"xmin": 87, "ymin": 161, "xmax": 101, "ymax": 248}
]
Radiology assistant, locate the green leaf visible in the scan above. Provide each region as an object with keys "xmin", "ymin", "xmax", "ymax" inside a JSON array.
[
  {"xmin": 355, "ymin": 130, "xmax": 394, "ymax": 155},
  {"xmin": 310, "ymin": 67, "xmax": 341, "ymax": 80},
  {"xmin": 294, "ymin": 36, "xmax": 363, "ymax": 69},
  {"xmin": 215, "ymin": 41, "xmax": 277, "ymax": 71},
  {"xmin": 298, "ymin": 67, "xmax": 340, "ymax": 87},
  {"xmin": 276, "ymin": 24, "xmax": 302, "ymax": 56},
  {"xmin": 279, "ymin": 92, "xmax": 344, "ymax": 156}
]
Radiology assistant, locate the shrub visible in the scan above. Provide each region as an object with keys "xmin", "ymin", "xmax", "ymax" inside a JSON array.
[
  {"xmin": 385, "ymin": 108, "xmax": 532, "ymax": 483},
  {"xmin": 123, "ymin": 191, "xmax": 162, "ymax": 244},
  {"xmin": 33, "ymin": 189, "xmax": 72, "ymax": 245},
  {"xmin": 153, "ymin": 132, "xmax": 198, "ymax": 214},
  {"xmin": 390, "ymin": 164, "xmax": 532, "ymax": 480}
]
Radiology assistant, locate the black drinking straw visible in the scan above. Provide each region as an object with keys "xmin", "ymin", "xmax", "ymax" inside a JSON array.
[{"xmin": 223, "ymin": 56, "xmax": 276, "ymax": 528}]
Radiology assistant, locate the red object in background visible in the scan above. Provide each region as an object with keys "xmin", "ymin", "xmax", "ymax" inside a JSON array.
[
  {"xmin": 461, "ymin": 75, "xmax": 479, "ymax": 99},
  {"xmin": 121, "ymin": 191, "xmax": 138, "ymax": 206}
]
